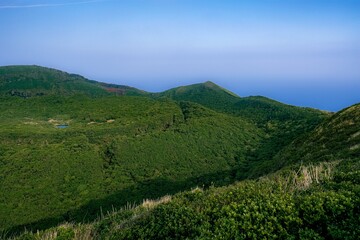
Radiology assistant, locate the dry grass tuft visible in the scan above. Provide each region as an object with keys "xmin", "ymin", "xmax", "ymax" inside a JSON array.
[
  {"xmin": 142, "ymin": 195, "xmax": 172, "ymax": 209},
  {"xmin": 191, "ymin": 186, "xmax": 203, "ymax": 193},
  {"xmin": 290, "ymin": 162, "xmax": 337, "ymax": 190},
  {"xmin": 261, "ymin": 161, "xmax": 338, "ymax": 192},
  {"xmin": 113, "ymin": 196, "xmax": 172, "ymax": 231}
]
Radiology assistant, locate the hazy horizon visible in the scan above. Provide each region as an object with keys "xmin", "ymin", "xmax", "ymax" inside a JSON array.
[{"xmin": 1, "ymin": 0, "xmax": 359, "ymax": 111}]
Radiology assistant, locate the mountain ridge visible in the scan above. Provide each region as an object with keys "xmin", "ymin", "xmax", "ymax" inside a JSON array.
[
  {"xmin": 1, "ymin": 65, "xmax": 358, "ymax": 239},
  {"xmin": 0, "ymin": 65, "xmax": 328, "ymax": 114}
]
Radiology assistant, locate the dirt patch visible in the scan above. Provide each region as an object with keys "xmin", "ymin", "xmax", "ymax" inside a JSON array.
[
  {"xmin": 24, "ymin": 121, "xmax": 38, "ymax": 125},
  {"xmin": 48, "ymin": 118, "xmax": 58, "ymax": 123}
]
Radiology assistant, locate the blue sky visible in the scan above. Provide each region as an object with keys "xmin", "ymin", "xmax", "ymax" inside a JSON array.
[{"xmin": 0, "ymin": 0, "xmax": 359, "ymax": 111}]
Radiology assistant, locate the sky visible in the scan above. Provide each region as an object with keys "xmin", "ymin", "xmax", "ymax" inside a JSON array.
[{"xmin": 0, "ymin": 0, "xmax": 359, "ymax": 111}]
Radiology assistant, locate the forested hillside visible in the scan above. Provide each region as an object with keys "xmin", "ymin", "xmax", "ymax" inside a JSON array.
[
  {"xmin": 0, "ymin": 66, "xmax": 109, "ymax": 97},
  {"xmin": 0, "ymin": 65, "xmax": 147, "ymax": 97},
  {"xmin": 2, "ymin": 65, "xmax": 351, "ymax": 239},
  {"xmin": 10, "ymin": 103, "xmax": 360, "ymax": 239},
  {"xmin": 155, "ymin": 81, "xmax": 328, "ymax": 172},
  {"xmin": 0, "ymin": 94, "xmax": 263, "ymax": 231},
  {"xmin": 270, "ymin": 103, "xmax": 359, "ymax": 170}
]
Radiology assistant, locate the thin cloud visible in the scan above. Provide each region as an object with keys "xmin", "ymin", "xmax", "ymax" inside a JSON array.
[{"xmin": 0, "ymin": 0, "xmax": 109, "ymax": 9}]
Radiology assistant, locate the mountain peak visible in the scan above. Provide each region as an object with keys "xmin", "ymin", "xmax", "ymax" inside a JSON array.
[
  {"xmin": 203, "ymin": 80, "xmax": 216, "ymax": 86},
  {"xmin": 200, "ymin": 81, "xmax": 240, "ymax": 98},
  {"xmin": 154, "ymin": 81, "xmax": 240, "ymax": 111}
]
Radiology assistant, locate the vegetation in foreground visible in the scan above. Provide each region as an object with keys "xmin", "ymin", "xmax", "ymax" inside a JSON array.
[{"xmin": 9, "ymin": 157, "xmax": 360, "ymax": 240}]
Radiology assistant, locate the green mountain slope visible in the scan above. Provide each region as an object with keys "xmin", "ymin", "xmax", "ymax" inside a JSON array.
[
  {"xmin": 0, "ymin": 65, "xmax": 147, "ymax": 97},
  {"xmin": 233, "ymin": 96, "xmax": 329, "ymax": 177},
  {"xmin": 154, "ymin": 81, "xmax": 328, "ymax": 171},
  {"xmin": 273, "ymin": 103, "xmax": 360, "ymax": 167},
  {"xmin": 233, "ymin": 96, "xmax": 326, "ymax": 123},
  {"xmin": 0, "ymin": 65, "xmax": 110, "ymax": 97},
  {"xmin": 13, "ymin": 107, "xmax": 360, "ymax": 239},
  {"xmin": 154, "ymin": 81, "xmax": 325, "ymax": 125},
  {"xmin": 96, "ymin": 82, "xmax": 148, "ymax": 96},
  {"xmin": 244, "ymin": 103, "xmax": 360, "ymax": 179},
  {"xmin": 0, "ymin": 95, "xmax": 263, "ymax": 233},
  {"xmin": 0, "ymin": 65, "xmax": 341, "ymax": 238}
]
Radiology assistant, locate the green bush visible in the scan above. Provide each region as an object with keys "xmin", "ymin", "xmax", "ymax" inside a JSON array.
[{"xmin": 298, "ymin": 190, "xmax": 357, "ymax": 239}]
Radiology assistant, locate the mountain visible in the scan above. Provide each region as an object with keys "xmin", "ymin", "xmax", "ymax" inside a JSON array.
[
  {"xmin": 0, "ymin": 65, "xmax": 108, "ymax": 97},
  {"xmin": 153, "ymin": 81, "xmax": 325, "ymax": 124},
  {"xmin": 0, "ymin": 67, "xmax": 266, "ymax": 233},
  {"xmin": 1, "ymin": 65, "xmax": 354, "ymax": 239},
  {"xmin": 154, "ymin": 81, "xmax": 240, "ymax": 111},
  {"xmin": 0, "ymin": 65, "xmax": 146, "ymax": 97}
]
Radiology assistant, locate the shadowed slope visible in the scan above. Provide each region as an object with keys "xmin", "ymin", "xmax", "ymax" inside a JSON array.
[{"xmin": 246, "ymin": 103, "xmax": 360, "ymax": 178}]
